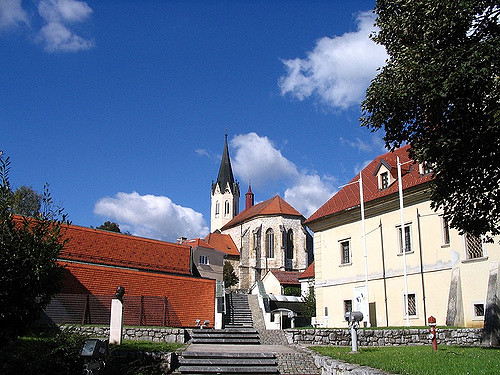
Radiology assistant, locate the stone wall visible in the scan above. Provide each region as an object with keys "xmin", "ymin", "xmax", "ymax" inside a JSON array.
[
  {"xmin": 285, "ymin": 328, "xmax": 483, "ymax": 347},
  {"xmin": 64, "ymin": 325, "xmax": 188, "ymax": 343}
]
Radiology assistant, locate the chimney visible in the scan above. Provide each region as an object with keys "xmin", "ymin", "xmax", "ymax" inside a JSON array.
[{"xmin": 245, "ymin": 183, "xmax": 254, "ymax": 210}]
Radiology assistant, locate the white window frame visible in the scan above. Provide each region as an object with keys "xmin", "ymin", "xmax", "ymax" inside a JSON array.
[
  {"xmin": 472, "ymin": 301, "xmax": 485, "ymax": 321},
  {"xmin": 403, "ymin": 292, "xmax": 418, "ymax": 318},
  {"xmin": 224, "ymin": 200, "xmax": 230, "ymax": 217},
  {"xmin": 396, "ymin": 223, "xmax": 413, "ymax": 254},
  {"xmin": 339, "ymin": 238, "xmax": 352, "ymax": 266},
  {"xmin": 199, "ymin": 255, "xmax": 209, "ymax": 265},
  {"xmin": 380, "ymin": 171, "xmax": 389, "ymax": 189},
  {"xmin": 440, "ymin": 216, "xmax": 450, "ymax": 247}
]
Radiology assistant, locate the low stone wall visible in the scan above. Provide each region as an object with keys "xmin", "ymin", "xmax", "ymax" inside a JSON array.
[
  {"xmin": 313, "ymin": 354, "xmax": 390, "ymax": 375},
  {"xmin": 285, "ymin": 328, "xmax": 483, "ymax": 347},
  {"xmin": 64, "ymin": 325, "xmax": 188, "ymax": 343}
]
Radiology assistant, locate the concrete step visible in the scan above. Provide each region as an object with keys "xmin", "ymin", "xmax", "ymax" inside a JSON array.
[
  {"xmin": 191, "ymin": 338, "xmax": 260, "ymax": 344},
  {"xmin": 178, "ymin": 352, "xmax": 278, "ymax": 374}
]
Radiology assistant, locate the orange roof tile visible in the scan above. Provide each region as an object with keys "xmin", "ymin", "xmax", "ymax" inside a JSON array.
[
  {"xmin": 182, "ymin": 238, "xmax": 214, "ymax": 250},
  {"xmin": 58, "ymin": 223, "xmax": 192, "ymax": 275},
  {"xmin": 298, "ymin": 261, "xmax": 315, "ymax": 280},
  {"xmin": 204, "ymin": 231, "xmax": 239, "ymax": 256},
  {"xmin": 221, "ymin": 195, "xmax": 303, "ymax": 230},
  {"xmin": 270, "ymin": 270, "xmax": 301, "ymax": 285},
  {"xmin": 306, "ymin": 145, "xmax": 433, "ymax": 225}
]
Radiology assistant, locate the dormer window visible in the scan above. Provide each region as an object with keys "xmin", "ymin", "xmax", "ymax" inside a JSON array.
[
  {"xmin": 380, "ymin": 172, "xmax": 389, "ymax": 189},
  {"xmin": 419, "ymin": 162, "xmax": 433, "ymax": 175}
]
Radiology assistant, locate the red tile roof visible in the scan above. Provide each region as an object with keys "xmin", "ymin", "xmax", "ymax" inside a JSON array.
[
  {"xmin": 270, "ymin": 270, "xmax": 301, "ymax": 285},
  {"xmin": 59, "ymin": 261, "xmax": 215, "ymax": 327},
  {"xmin": 204, "ymin": 231, "xmax": 240, "ymax": 256},
  {"xmin": 221, "ymin": 195, "xmax": 303, "ymax": 230},
  {"xmin": 306, "ymin": 145, "xmax": 433, "ymax": 225},
  {"xmin": 182, "ymin": 238, "xmax": 214, "ymax": 250},
  {"xmin": 298, "ymin": 261, "xmax": 315, "ymax": 280},
  {"xmin": 58, "ymin": 224, "xmax": 192, "ymax": 275}
]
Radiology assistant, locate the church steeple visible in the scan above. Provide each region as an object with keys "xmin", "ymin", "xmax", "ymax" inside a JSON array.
[
  {"xmin": 211, "ymin": 133, "xmax": 240, "ymax": 232},
  {"xmin": 212, "ymin": 133, "xmax": 236, "ymax": 195}
]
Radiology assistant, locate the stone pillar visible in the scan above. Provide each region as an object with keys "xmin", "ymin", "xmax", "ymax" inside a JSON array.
[
  {"xmin": 446, "ymin": 267, "xmax": 464, "ymax": 326},
  {"xmin": 483, "ymin": 262, "xmax": 500, "ymax": 346},
  {"xmin": 109, "ymin": 299, "xmax": 123, "ymax": 345}
]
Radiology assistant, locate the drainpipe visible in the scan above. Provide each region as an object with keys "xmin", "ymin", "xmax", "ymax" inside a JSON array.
[
  {"xmin": 379, "ymin": 219, "xmax": 389, "ymax": 327},
  {"xmin": 416, "ymin": 208, "xmax": 427, "ymax": 324}
]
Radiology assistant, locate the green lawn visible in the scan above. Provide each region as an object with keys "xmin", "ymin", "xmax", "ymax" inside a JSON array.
[
  {"xmin": 113, "ymin": 340, "xmax": 184, "ymax": 352},
  {"xmin": 311, "ymin": 345, "xmax": 500, "ymax": 375}
]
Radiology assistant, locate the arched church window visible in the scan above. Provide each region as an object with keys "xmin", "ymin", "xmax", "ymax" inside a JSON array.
[
  {"xmin": 286, "ymin": 229, "xmax": 294, "ymax": 259},
  {"xmin": 224, "ymin": 200, "xmax": 230, "ymax": 217},
  {"xmin": 266, "ymin": 229, "xmax": 274, "ymax": 258},
  {"xmin": 215, "ymin": 201, "xmax": 220, "ymax": 218}
]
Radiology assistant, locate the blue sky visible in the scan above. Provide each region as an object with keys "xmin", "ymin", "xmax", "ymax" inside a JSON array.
[{"xmin": 1, "ymin": 0, "xmax": 388, "ymax": 241}]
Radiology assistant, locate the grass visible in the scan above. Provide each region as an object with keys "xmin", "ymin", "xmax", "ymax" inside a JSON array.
[{"xmin": 311, "ymin": 345, "xmax": 500, "ymax": 375}]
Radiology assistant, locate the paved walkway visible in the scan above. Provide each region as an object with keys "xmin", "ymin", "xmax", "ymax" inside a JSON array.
[{"xmin": 184, "ymin": 343, "xmax": 320, "ymax": 374}]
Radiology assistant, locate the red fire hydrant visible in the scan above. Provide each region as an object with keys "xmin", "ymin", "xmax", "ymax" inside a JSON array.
[{"xmin": 428, "ymin": 316, "xmax": 437, "ymax": 351}]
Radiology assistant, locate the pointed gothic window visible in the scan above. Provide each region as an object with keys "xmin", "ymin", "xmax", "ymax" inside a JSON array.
[
  {"xmin": 286, "ymin": 229, "xmax": 294, "ymax": 259},
  {"xmin": 215, "ymin": 201, "xmax": 220, "ymax": 218},
  {"xmin": 224, "ymin": 200, "xmax": 230, "ymax": 217},
  {"xmin": 266, "ymin": 229, "xmax": 274, "ymax": 258}
]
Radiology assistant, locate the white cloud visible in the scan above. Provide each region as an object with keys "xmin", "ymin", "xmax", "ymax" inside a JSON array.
[
  {"xmin": 195, "ymin": 149, "xmax": 210, "ymax": 158},
  {"xmin": 279, "ymin": 11, "xmax": 388, "ymax": 109},
  {"xmin": 37, "ymin": 0, "xmax": 94, "ymax": 52},
  {"xmin": 94, "ymin": 192, "xmax": 209, "ymax": 242},
  {"xmin": 284, "ymin": 174, "xmax": 337, "ymax": 217},
  {"xmin": 0, "ymin": 0, "xmax": 28, "ymax": 29},
  {"xmin": 230, "ymin": 132, "xmax": 335, "ymax": 217},
  {"xmin": 231, "ymin": 132, "xmax": 298, "ymax": 187},
  {"xmin": 340, "ymin": 134, "xmax": 387, "ymax": 153}
]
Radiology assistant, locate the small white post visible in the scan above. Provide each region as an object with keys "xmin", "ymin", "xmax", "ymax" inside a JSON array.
[{"xmin": 109, "ymin": 299, "xmax": 123, "ymax": 345}]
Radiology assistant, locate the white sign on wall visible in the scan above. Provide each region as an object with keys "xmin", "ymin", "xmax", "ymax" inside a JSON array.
[{"xmin": 354, "ymin": 286, "xmax": 369, "ymax": 324}]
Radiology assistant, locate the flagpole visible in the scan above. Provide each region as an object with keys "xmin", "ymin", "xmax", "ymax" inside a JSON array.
[
  {"xmin": 359, "ymin": 172, "xmax": 369, "ymax": 326},
  {"xmin": 397, "ymin": 156, "xmax": 410, "ymax": 327}
]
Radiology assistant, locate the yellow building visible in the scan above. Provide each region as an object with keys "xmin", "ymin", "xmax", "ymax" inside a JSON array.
[{"xmin": 306, "ymin": 145, "xmax": 500, "ymax": 330}]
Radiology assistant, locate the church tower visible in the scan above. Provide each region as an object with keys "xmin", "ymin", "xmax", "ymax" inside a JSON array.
[{"xmin": 211, "ymin": 134, "xmax": 240, "ymax": 232}]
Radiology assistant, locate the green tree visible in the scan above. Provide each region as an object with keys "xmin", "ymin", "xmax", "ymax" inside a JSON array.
[
  {"xmin": 223, "ymin": 261, "xmax": 238, "ymax": 288},
  {"xmin": 97, "ymin": 220, "xmax": 121, "ymax": 233},
  {"xmin": 0, "ymin": 153, "xmax": 69, "ymax": 346},
  {"xmin": 12, "ymin": 185, "xmax": 42, "ymax": 217},
  {"xmin": 301, "ymin": 286, "xmax": 316, "ymax": 319},
  {"xmin": 361, "ymin": 0, "xmax": 500, "ymax": 238}
]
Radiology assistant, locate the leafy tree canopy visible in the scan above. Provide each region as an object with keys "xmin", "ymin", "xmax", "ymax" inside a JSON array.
[
  {"xmin": 362, "ymin": 0, "xmax": 500, "ymax": 238},
  {"xmin": 0, "ymin": 153, "xmax": 68, "ymax": 346},
  {"xmin": 12, "ymin": 185, "xmax": 42, "ymax": 217},
  {"xmin": 97, "ymin": 221, "xmax": 121, "ymax": 233},
  {"xmin": 223, "ymin": 261, "xmax": 238, "ymax": 288},
  {"xmin": 301, "ymin": 286, "xmax": 316, "ymax": 319}
]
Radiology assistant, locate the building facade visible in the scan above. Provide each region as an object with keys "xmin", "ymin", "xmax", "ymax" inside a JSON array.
[{"xmin": 306, "ymin": 145, "xmax": 500, "ymax": 329}]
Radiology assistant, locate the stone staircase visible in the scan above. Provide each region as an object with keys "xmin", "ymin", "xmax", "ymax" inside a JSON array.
[
  {"xmin": 191, "ymin": 327, "xmax": 260, "ymax": 345},
  {"xmin": 177, "ymin": 352, "xmax": 279, "ymax": 374},
  {"xmin": 224, "ymin": 293, "xmax": 254, "ymax": 328}
]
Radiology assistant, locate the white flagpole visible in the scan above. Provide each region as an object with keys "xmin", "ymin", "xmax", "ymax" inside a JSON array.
[
  {"xmin": 397, "ymin": 156, "xmax": 410, "ymax": 327},
  {"xmin": 359, "ymin": 172, "xmax": 369, "ymax": 326}
]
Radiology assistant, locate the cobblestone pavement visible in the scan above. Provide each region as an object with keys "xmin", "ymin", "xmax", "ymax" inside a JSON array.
[{"xmin": 276, "ymin": 350, "xmax": 320, "ymax": 375}]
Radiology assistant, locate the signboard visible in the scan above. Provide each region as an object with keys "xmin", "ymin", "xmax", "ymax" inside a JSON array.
[{"xmin": 354, "ymin": 286, "xmax": 369, "ymax": 325}]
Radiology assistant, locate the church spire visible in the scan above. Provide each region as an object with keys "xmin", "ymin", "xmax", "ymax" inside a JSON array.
[
  {"xmin": 213, "ymin": 132, "xmax": 236, "ymax": 194},
  {"xmin": 210, "ymin": 133, "xmax": 240, "ymax": 232}
]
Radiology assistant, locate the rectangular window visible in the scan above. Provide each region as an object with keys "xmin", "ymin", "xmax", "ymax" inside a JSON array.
[
  {"xmin": 404, "ymin": 293, "xmax": 417, "ymax": 317},
  {"xmin": 324, "ymin": 306, "xmax": 329, "ymax": 316},
  {"xmin": 441, "ymin": 217, "xmax": 450, "ymax": 246},
  {"xmin": 380, "ymin": 172, "xmax": 389, "ymax": 189},
  {"xmin": 397, "ymin": 224, "xmax": 412, "ymax": 253},
  {"xmin": 474, "ymin": 303, "xmax": 485, "ymax": 318},
  {"xmin": 344, "ymin": 300, "xmax": 352, "ymax": 314},
  {"xmin": 199, "ymin": 255, "xmax": 209, "ymax": 265},
  {"xmin": 339, "ymin": 239, "xmax": 351, "ymax": 264},
  {"xmin": 465, "ymin": 233, "xmax": 483, "ymax": 259}
]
